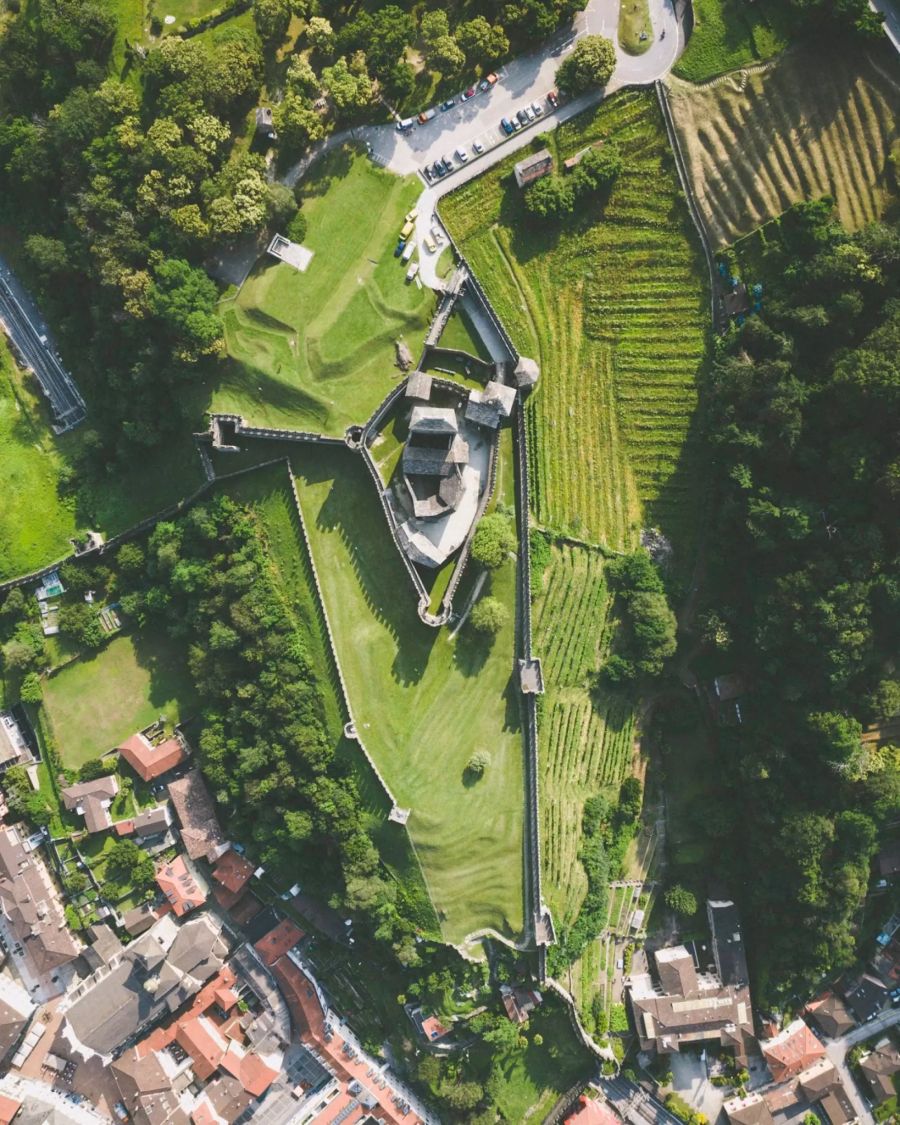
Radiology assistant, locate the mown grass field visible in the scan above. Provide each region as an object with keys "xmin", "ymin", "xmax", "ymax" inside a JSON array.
[
  {"xmin": 0, "ymin": 340, "xmax": 78, "ymax": 580},
  {"xmin": 619, "ymin": 0, "xmax": 653, "ymax": 55},
  {"xmin": 533, "ymin": 544, "xmax": 635, "ymax": 926},
  {"xmin": 289, "ymin": 443, "xmax": 524, "ymax": 945},
  {"xmin": 225, "ymin": 465, "xmax": 440, "ymax": 934},
  {"xmin": 43, "ymin": 631, "xmax": 196, "ymax": 768},
  {"xmin": 668, "ymin": 43, "xmax": 900, "ymax": 247},
  {"xmin": 441, "ymin": 90, "xmax": 709, "ymax": 558},
  {"xmin": 217, "ymin": 147, "xmax": 434, "ymax": 435},
  {"xmin": 673, "ymin": 0, "xmax": 792, "ymax": 83}
]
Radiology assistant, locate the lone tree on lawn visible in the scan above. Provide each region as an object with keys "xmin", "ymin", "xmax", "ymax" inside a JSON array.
[
  {"xmin": 556, "ymin": 34, "xmax": 616, "ymax": 95},
  {"xmin": 665, "ymin": 884, "xmax": 698, "ymax": 918},
  {"xmin": 471, "ymin": 513, "xmax": 516, "ymax": 569},
  {"xmin": 470, "ymin": 597, "xmax": 508, "ymax": 635},
  {"xmin": 466, "ymin": 750, "xmax": 491, "ymax": 778}
]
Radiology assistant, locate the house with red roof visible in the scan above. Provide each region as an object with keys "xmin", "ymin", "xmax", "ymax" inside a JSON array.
[
  {"xmin": 210, "ymin": 848, "xmax": 255, "ymax": 908},
  {"xmin": 118, "ymin": 730, "xmax": 187, "ymax": 782},
  {"xmin": 253, "ymin": 918, "xmax": 303, "ymax": 966},
  {"xmin": 760, "ymin": 1018, "xmax": 826, "ymax": 1084},
  {"xmin": 156, "ymin": 854, "xmax": 207, "ymax": 917}
]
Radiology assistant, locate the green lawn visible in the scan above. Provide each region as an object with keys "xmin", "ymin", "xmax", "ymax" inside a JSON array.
[
  {"xmin": 473, "ymin": 998, "xmax": 594, "ymax": 1120},
  {"xmin": 290, "ymin": 444, "xmax": 525, "ymax": 946},
  {"xmin": 216, "ymin": 146, "xmax": 434, "ymax": 436},
  {"xmin": 673, "ymin": 0, "xmax": 792, "ymax": 83},
  {"xmin": 619, "ymin": 0, "xmax": 653, "ymax": 55},
  {"xmin": 0, "ymin": 340, "xmax": 78, "ymax": 580},
  {"xmin": 225, "ymin": 465, "xmax": 440, "ymax": 934},
  {"xmin": 42, "ymin": 631, "xmax": 196, "ymax": 768}
]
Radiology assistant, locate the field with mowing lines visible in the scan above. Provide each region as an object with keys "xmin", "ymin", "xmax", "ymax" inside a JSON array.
[
  {"xmin": 441, "ymin": 90, "xmax": 709, "ymax": 557},
  {"xmin": 533, "ymin": 545, "xmax": 636, "ymax": 927},
  {"xmin": 289, "ymin": 444, "xmax": 525, "ymax": 946},
  {"xmin": 667, "ymin": 44, "xmax": 900, "ymax": 247},
  {"xmin": 673, "ymin": 0, "xmax": 791, "ymax": 84},
  {"xmin": 217, "ymin": 146, "xmax": 433, "ymax": 435}
]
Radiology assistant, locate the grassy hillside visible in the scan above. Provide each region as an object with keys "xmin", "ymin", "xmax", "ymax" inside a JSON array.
[
  {"xmin": 217, "ymin": 146, "xmax": 434, "ymax": 435},
  {"xmin": 0, "ymin": 340, "xmax": 78, "ymax": 579},
  {"xmin": 441, "ymin": 90, "xmax": 709, "ymax": 559},
  {"xmin": 533, "ymin": 544, "xmax": 635, "ymax": 927},
  {"xmin": 290, "ymin": 444, "xmax": 525, "ymax": 946},
  {"xmin": 668, "ymin": 43, "xmax": 900, "ymax": 247},
  {"xmin": 673, "ymin": 0, "xmax": 792, "ymax": 83}
]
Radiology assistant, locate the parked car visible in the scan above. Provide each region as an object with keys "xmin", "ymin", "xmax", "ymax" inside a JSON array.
[
  {"xmin": 500, "ymin": 117, "xmax": 514, "ymax": 135},
  {"xmin": 547, "ymin": 89, "xmax": 559, "ymax": 108},
  {"xmin": 396, "ymin": 117, "xmax": 415, "ymax": 131},
  {"xmin": 454, "ymin": 147, "xmax": 469, "ymax": 163},
  {"xmin": 461, "ymin": 86, "xmax": 476, "ymax": 100},
  {"xmin": 406, "ymin": 261, "xmax": 420, "ymax": 281},
  {"xmin": 441, "ymin": 154, "xmax": 454, "ymax": 172},
  {"xmin": 422, "ymin": 164, "xmax": 434, "ymax": 182},
  {"xmin": 441, "ymin": 98, "xmax": 456, "ymax": 111},
  {"xmin": 394, "ymin": 239, "xmax": 406, "ymax": 258},
  {"xmin": 423, "ymin": 235, "xmax": 437, "ymax": 253},
  {"xmin": 433, "ymin": 160, "xmax": 447, "ymax": 178},
  {"xmin": 431, "ymin": 226, "xmax": 445, "ymax": 245},
  {"xmin": 517, "ymin": 108, "xmax": 529, "ymax": 125},
  {"xmin": 401, "ymin": 242, "xmax": 415, "ymax": 263},
  {"xmin": 400, "ymin": 220, "xmax": 414, "ymax": 240},
  {"xmin": 524, "ymin": 105, "xmax": 535, "ymax": 122},
  {"xmin": 418, "ymin": 107, "xmax": 437, "ymax": 124},
  {"xmin": 473, "ymin": 139, "xmax": 485, "ymax": 154},
  {"xmin": 531, "ymin": 100, "xmax": 544, "ymax": 116},
  {"xmin": 406, "ymin": 207, "xmax": 418, "ymax": 223},
  {"xmin": 479, "ymin": 72, "xmax": 498, "ymax": 91}
]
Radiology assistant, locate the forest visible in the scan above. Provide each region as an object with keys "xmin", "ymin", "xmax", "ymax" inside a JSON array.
[{"xmin": 697, "ymin": 202, "xmax": 900, "ymax": 1000}]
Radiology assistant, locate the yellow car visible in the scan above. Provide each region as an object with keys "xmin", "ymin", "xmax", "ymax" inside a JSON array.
[
  {"xmin": 405, "ymin": 207, "xmax": 419, "ymax": 223},
  {"xmin": 400, "ymin": 220, "xmax": 415, "ymax": 240}
]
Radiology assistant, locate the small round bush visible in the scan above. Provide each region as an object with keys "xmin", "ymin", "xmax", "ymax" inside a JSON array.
[{"xmin": 469, "ymin": 597, "xmax": 508, "ymax": 635}]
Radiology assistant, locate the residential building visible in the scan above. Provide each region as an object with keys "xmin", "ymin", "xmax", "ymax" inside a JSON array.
[
  {"xmin": 723, "ymin": 1092, "xmax": 775, "ymax": 1125},
  {"xmin": 805, "ymin": 991, "xmax": 856, "ymax": 1038},
  {"xmin": 210, "ymin": 848, "xmax": 255, "ymax": 909},
  {"xmin": 60, "ymin": 912, "xmax": 228, "ymax": 1061},
  {"xmin": 252, "ymin": 918, "xmax": 303, "ymax": 967},
  {"xmin": 464, "ymin": 381, "xmax": 516, "ymax": 430},
  {"xmin": 0, "ymin": 824, "xmax": 81, "ymax": 995},
  {"xmin": 761, "ymin": 1056, "xmax": 857, "ymax": 1124},
  {"xmin": 156, "ymin": 854, "xmax": 207, "ymax": 918},
  {"xmin": 80, "ymin": 922, "xmax": 123, "ymax": 974},
  {"xmin": 513, "ymin": 148, "xmax": 553, "ymax": 188},
  {"xmin": 115, "ymin": 804, "xmax": 172, "ymax": 841},
  {"xmin": 0, "ymin": 1074, "xmax": 109, "ymax": 1125},
  {"xmin": 122, "ymin": 902, "xmax": 158, "ymax": 937},
  {"xmin": 500, "ymin": 983, "xmax": 541, "ymax": 1024},
  {"xmin": 628, "ymin": 900, "xmax": 755, "ymax": 1062},
  {"xmin": 118, "ymin": 730, "xmax": 186, "ymax": 782},
  {"xmin": 859, "ymin": 1038, "xmax": 900, "ymax": 1104},
  {"xmin": 60, "ymin": 775, "xmax": 119, "ymax": 834},
  {"xmin": 0, "ymin": 973, "xmax": 34, "ymax": 1064},
  {"xmin": 760, "ymin": 1018, "xmax": 825, "ymax": 1083},
  {"xmin": 0, "ymin": 712, "xmax": 32, "ymax": 773},
  {"xmin": 167, "ymin": 769, "xmax": 227, "ymax": 862},
  {"xmin": 844, "ymin": 972, "xmax": 889, "ymax": 1022}
]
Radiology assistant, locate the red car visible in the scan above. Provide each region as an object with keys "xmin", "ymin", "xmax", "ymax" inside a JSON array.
[{"xmin": 461, "ymin": 86, "xmax": 476, "ymax": 101}]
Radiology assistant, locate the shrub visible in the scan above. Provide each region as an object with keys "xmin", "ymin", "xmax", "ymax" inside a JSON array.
[
  {"xmin": 665, "ymin": 884, "xmax": 698, "ymax": 917},
  {"xmin": 79, "ymin": 757, "xmax": 118, "ymax": 782},
  {"xmin": 556, "ymin": 35, "xmax": 616, "ymax": 95},
  {"xmin": 288, "ymin": 209, "xmax": 308, "ymax": 244},
  {"xmin": 465, "ymin": 750, "xmax": 491, "ymax": 778},
  {"xmin": 19, "ymin": 672, "xmax": 43, "ymax": 704},
  {"xmin": 525, "ymin": 174, "xmax": 575, "ymax": 218},
  {"xmin": 471, "ymin": 513, "xmax": 515, "ymax": 569},
  {"xmin": 469, "ymin": 597, "xmax": 508, "ymax": 635}
]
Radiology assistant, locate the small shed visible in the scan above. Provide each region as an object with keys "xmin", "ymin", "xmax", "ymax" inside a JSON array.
[
  {"xmin": 405, "ymin": 371, "xmax": 432, "ymax": 400},
  {"xmin": 514, "ymin": 149, "xmax": 553, "ymax": 189},
  {"xmin": 513, "ymin": 356, "xmax": 540, "ymax": 388},
  {"xmin": 256, "ymin": 106, "xmax": 277, "ymax": 140}
]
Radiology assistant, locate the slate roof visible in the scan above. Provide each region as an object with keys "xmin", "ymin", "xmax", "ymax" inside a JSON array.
[
  {"xmin": 405, "ymin": 371, "xmax": 432, "ymax": 400},
  {"xmin": 0, "ymin": 826, "xmax": 80, "ymax": 976},
  {"xmin": 167, "ymin": 770, "xmax": 225, "ymax": 862},
  {"xmin": 844, "ymin": 973, "xmax": 888, "ymax": 1023},
  {"xmin": 63, "ymin": 914, "xmax": 227, "ymax": 1058},
  {"xmin": 805, "ymin": 992, "xmax": 856, "ymax": 1038},
  {"xmin": 409, "ymin": 405, "xmax": 458, "ymax": 434},
  {"xmin": 708, "ymin": 899, "xmax": 750, "ymax": 987}
]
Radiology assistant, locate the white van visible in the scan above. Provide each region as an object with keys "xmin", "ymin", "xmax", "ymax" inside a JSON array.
[{"xmin": 396, "ymin": 117, "xmax": 415, "ymax": 131}]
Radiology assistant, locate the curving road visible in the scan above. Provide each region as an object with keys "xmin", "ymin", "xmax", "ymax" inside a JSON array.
[{"xmin": 282, "ymin": 0, "xmax": 686, "ymax": 291}]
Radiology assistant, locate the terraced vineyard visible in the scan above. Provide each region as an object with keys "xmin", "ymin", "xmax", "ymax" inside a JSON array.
[
  {"xmin": 667, "ymin": 43, "xmax": 900, "ymax": 247},
  {"xmin": 441, "ymin": 89, "xmax": 709, "ymax": 556},
  {"xmin": 533, "ymin": 545, "xmax": 636, "ymax": 926}
]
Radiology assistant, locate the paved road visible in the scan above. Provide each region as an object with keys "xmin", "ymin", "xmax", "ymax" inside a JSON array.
[
  {"xmin": 0, "ymin": 255, "xmax": 86, "ymax": 433},
  {"xmin": 870, "ymin": 0, "xmax": 900, "ymax": 54}
]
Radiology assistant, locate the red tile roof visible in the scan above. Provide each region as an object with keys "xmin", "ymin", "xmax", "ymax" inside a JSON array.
[
  {"xmin": 220, "ymin": 1041, "xmax": 279, "ymax": 1097},
  {"xmin": 420, "ymin": 1014, "xmax": 450, "ymax": 1041},
  {"xmin": 214, "ymin": 986, "xmax": 239, "ymax": 1012},
  {"xmin": 212, "ymin": 850, "xmax": 255, "ymax": 895},
  {"xmin": 155, "ymin": 854, "xmax": 206, "ymax": 917},
  {"xmin": 191, "ymin": 1100, "xmax": 223, "ymax": 1125},
  {"xmin": 136, "ymin": 967, "xmax": 238, "ymax": 1058},
  {"xmin": 176, "ymin": 1015, "xmax": 227, "ymax": 1082},
  {"xmin": 254, "ymin": 919, "xmax": 303, "ymax": 966},
  {"xmin": 115, "ymin": 819, "xmax": 135, "ymax": 836},
  {"xmin": 119, "ymin": 732, "xmax": 186, "ymax": 782},
  {"xmin": 762, "ymin": 1019, "xmax": 826, "ymax": 1083},
  {"xmin": 566, "ymin": 1097, "xmax": 621, "ymax": 1125},
  {"xmin": 0, "ymin": 1094, "xmax": 21, "ymax": 1125}
]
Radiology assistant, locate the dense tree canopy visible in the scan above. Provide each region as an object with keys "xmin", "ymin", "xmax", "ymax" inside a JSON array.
[
  {"xmin": 698, "ymin": 202, "xmax": 900, "ymax": 1000},
  {"xmin": 556, "ymin": 34, "xmax": 616, "ymax": 94}
]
